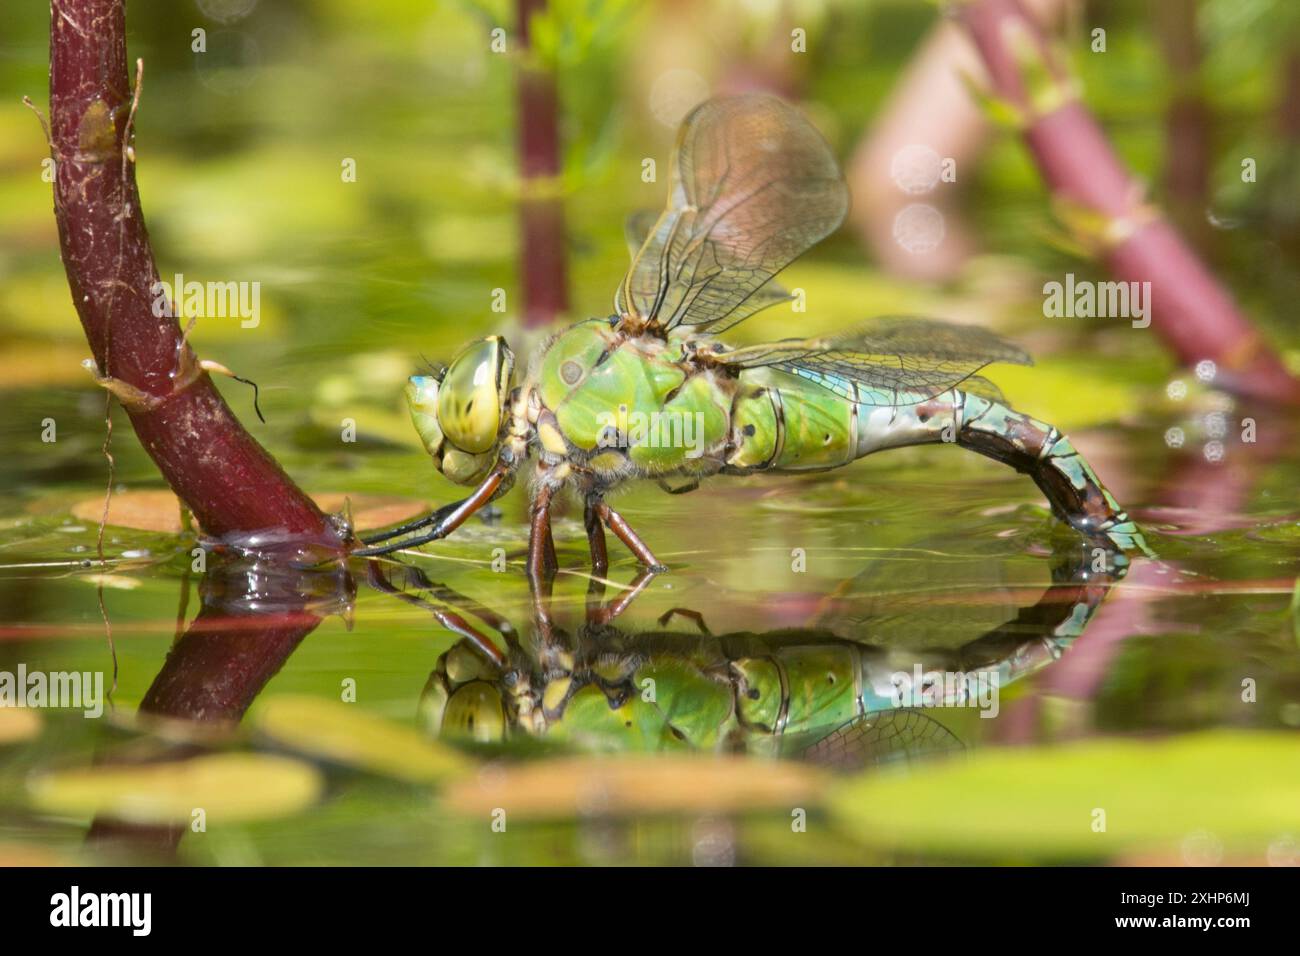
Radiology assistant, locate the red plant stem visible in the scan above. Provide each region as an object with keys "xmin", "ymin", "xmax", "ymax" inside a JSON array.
[
  {"xmin": 1154, "ymin": 0, "xmax": 1212, "ymax": 247},
  {"xmin": 48, "ymin": 0, "xmax": 343, "ymax": 547},
  {"xmin": 88, "ymin": 561, "xmax": 344, "ymax": 853},
  {"xmin": 138, "ymin": 606, "xmax": 321, "ymax": 721},
  {"xmin": 516, "ymin": 0, "xmax": 569, "ymax": 328},
  {"xmin": 959, "ymin": 0, "xmax": 1300, "ymax": 406},
  {"xmin": 87, "ymin": 598, "xmax": 318, "ymax": 853},
  {"xmin": 1282, "ymin": 48, "xmax": 1300, "ymax": 140}
]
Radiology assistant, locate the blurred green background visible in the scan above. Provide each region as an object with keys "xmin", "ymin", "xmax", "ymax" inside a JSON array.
[{"xmin": 0, "ymin": 0, "xmax": 1298, "ymax": 866}]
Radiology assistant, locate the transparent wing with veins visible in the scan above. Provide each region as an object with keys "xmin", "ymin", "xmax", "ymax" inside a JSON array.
[
  {"xmin": 714, "ymin": 316, "xmax": 1032, "ymax": 406},
  {"xmin": 799, "ymin": 709, "xmax": 965, "ymax": 772},
  {"xmin": 615, "ymin": 94, "xmax": 848, "ymax": 334}
]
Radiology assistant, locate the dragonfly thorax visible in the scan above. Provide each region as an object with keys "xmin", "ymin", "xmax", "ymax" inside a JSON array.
[{"xmin": 526, "ymin": 319, "xmax": 737, "ymax": 486}]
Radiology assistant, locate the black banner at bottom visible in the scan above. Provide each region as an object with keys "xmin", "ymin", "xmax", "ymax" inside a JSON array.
[{"xmin": 0, "ymin": 865, "xmax": 1280, "ymax": 941}]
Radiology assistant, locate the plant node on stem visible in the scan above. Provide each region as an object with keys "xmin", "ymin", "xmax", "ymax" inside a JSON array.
[
  {"xmin": 959, "ymin": 0, "xmax": 1300, "ymax": 407},
  {"xmin": 47, "ymin": 0, "xmax": 346, "ymax": 561}
]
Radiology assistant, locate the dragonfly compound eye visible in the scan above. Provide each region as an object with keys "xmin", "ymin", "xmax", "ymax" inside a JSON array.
[
  {"xmin": 404, "ymin": 364, "xmax": 501, "ymax": 486},
  {"xmin": 441, "ymin": 681, "xmax": 507, "ymax": 743},
  {"xmin": 404, "ymin": 374, "xmax": 445, "ymax": 458},
  {"xmin": 436, "ymin": 336, "xmax": 514, "ymax": 455}
]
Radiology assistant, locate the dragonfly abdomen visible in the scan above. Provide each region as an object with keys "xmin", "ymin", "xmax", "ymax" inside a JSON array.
[
  {"xmin": 726, "ymin": 367, "xmax": 951, "ymax": 472},
  {"xmin": 724, "ymin": 368, "xmax": 1146, "ymax": 555},
  {"xmin": 955, "ymin": 392, "xmax": 1147, "ymax": 555}
]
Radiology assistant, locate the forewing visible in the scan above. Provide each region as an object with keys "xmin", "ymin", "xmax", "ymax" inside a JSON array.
[
  {"xmin": 623, "ymin": 209, "xmax": 660, "ymax": 262},
  {"xmin": 615, "ymin": 94, "xmax": 848, "ymax": 333},
  {"xmin": 799, "ymin": 710, "xmax": 964, "ymax": 773},
  {"xmin": 717, "ymin": 316, "xmax": 1032, "ymax": 406}
]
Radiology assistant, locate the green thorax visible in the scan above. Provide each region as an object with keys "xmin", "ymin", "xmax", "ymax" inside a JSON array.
[{"xmin": 535, "ymin": 320, "xmax": 731, "ymax": 475}]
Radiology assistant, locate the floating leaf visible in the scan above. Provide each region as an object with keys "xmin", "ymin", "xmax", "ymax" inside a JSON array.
[
  {"xmin": 71, "ymin": 490, "xmax": 186, "ymax": 534},
  {"xmin": 0, "ymin": 842, "xmax": 70, "ymax": 866},
  {"xmin": 441, "ymin": 754, "xmax": 828, "ymax": 820},
  {"xmin": 70, "ymin": 490, "xmax": 424, "ymax": 535},
  {"xmin": 80, "ymin": 574, "xmax": 141, "ymax": 590},
  {"xmin": 828, "ymin": 731, "xmax": 1300, "ymax": 861},
  {"xmin": 0, "ymin": 342, "xmax": 92, "ymax": 386},
  {"xmin": 312, "ymin": 494, "xmax": 425, "ymax": 533},
  {"xmin": 0, "ymin": 708, "xmax": 41, "ymax": 745},
  {"xmin": 254, "ymin": 695, "xmax": 469, "ymax": 784},
  {"xmin": 28, "ymin": 753, "xmax": 322, "ymax": 824}
]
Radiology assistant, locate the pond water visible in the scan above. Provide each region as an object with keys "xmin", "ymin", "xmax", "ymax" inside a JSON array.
[
  {"xmin": 2, "ymin": 0, "xmax": 1299, "ymax": 866},
  {"xmin": 2, "ymin": 379, "xmax": 1298, "ymax": 863}
]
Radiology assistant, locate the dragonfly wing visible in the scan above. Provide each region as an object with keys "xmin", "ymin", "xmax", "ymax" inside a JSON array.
[
  {"xmin": 799, "ymin": 710, "xmax": 964, "ymax": 773},
  {"xmin": 615, "ymin": 94, "xmax": 848, "ymax": 333},
  {"xmin": 717, "ymin": 316, "xmax": 1032, "ymax": 406},
  {"xmin": 623, "ymin": 209, "xmax": 660, "ymax": 262},
  {"xmin": 622, "ymin": 208, "xmax": 800, "ymax": 314},
  {"xmin": 955, "ymin": 374, "xmax": 1010, "ymax": 405}
]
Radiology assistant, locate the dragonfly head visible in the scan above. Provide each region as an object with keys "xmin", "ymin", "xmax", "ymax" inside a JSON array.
[
  {"xmin": 405, "ymin": 336, "xmax": 515, "ymax": 485},
  {"xmin": 419, "ymin": 642, "xmax": 509, "ymax": 744}
]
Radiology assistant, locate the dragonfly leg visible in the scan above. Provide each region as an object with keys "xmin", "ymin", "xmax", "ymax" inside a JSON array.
[
  {"xmin": 352, "ymin": 465, "xmax": 508, "ymax": 557},
  {"xmin": 366, "ymin": 559, "xmax": 508, "ymax": 666},
  {"xmin": 526, "ymin": 484, "xmax": 558, "ymax": 585},
  {"xmin": 360, "ymin": 496, "xmax": 466, "ymax": 545},
  {"xmin": 586, "ymin": 568, "xmax": 659, "ymax": 626},
  {"xmin": 583, "ymin": 496, "xmax": 609, "ymax": 576},
  {"xmin": 655, "ymin": 478, "xmax": 700, "ymax": 496},
  {"xmin": 594, "ymin": 501, "xmax": 668, "ymax": 572},
  {"xmin": 657, "ymin": 607, "xmax": 712, "ymax": 634}
]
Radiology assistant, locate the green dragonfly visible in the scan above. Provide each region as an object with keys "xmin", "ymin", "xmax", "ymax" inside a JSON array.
[
  {"xmin": 357, "ymin": 94, "xmax": 1148, "ymax": 577},
  {"xmin": 368, "ymin": 549, "xmax": 1114, "ymax": 764}
]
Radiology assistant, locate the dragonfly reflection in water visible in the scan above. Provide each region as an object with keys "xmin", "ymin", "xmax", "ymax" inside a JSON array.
[
  {"xmin": 357, "ymin": 94, "xmax": 1149, "ymax": 580},
  {"xmin": 369, "ymin": 550, "xmax": 1118, "ymax": 771}
]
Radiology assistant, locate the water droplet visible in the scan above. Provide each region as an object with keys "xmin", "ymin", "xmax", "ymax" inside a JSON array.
[
  {"xmin": 1266, "ymin": 835, "xmax": 1299, "ymax": 867},
  {"xmin": 691, "ymin": 816, "xmax": 736, "ymax": 867},
  {"xmin": 1205, "ymin": 209, "xmax": 1242, "ymax": 230},
  {"xmin": 196, "ymin": 0, "xmax": 259, "ymax": 23},
  {"xmin": 1203, "ymin": 440, "xmax": 1225, "ymax": 463},
  {"xmin": 1195, "ymin": 359, "xmax": 1217, "ymax": 383},
  {"xmin": 1180, "ymin": 829, "xmax": 1223, "ymax": 866},
  {"xmin": 889, "ymin": 144, "xmax": 942, "ymax": 195},
  {"xmin": 891, "ymin": 203, "xmax": 945, "ymax": 254},
  {"xmin": 1164, "ymin": 427, "xmax": 1185, "ymax": 449},
  {"xmin": 1166, "ymin": 380, "xmax": 1187, "ymax": 401},
  {"xmin": 195, "ymin": 30, "xmax": 261, "ymax": 95}
]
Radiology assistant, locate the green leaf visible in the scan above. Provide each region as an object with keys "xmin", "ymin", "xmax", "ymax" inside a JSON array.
[
  {"xmin": 253, "ymin": 695, "xmax": 471, "ymax": 784},
  {"xmin": 828, "ymin": 731, "xmax": 1300, "ymax": 861},
  {"xmin": 0, "ymin": 708, "xmax": 41, "ymax": 745},
  {"xmin": 28, "ymin": 754, "xmax": 322, "ymax": 825}
]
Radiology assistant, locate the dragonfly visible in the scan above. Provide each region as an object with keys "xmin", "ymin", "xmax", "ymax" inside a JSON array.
[
  {"xmin": 367, "ymin": 544, "xmax": 1114, "ymax": 763},
  {"xmin": 356, "ymin": 94, "xmax": 1148, "ymax": 579}
]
